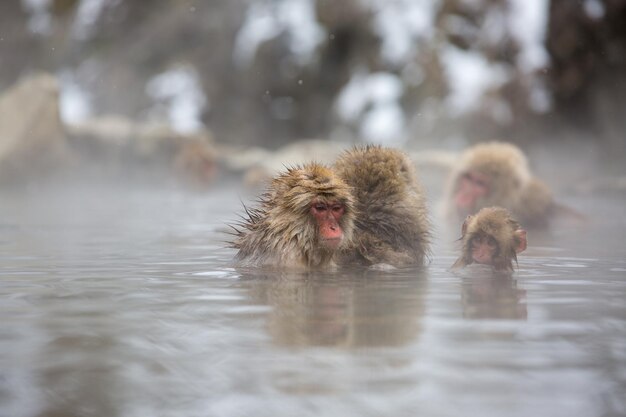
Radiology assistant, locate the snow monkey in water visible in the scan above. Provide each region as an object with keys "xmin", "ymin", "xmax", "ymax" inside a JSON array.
[
  {"xmin": 232, "ymin": 146, "xmax": 431, "ymax": 269},
  {"xmin": 232, "ymin": 163, "xmax": 355, "ymax": 269},
  {"xmin": 444, "ymin": 142, "xmax": 556, "ymax": 228},
  {"xmin": 452, "ymin": 207, "xmax": 527, "ymax": 272},
  {"xmin": 334, "ymin": 145, "xmax": 431, "ymax": 267}
]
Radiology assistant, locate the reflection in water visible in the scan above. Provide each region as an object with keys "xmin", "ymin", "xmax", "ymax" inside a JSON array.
[
  {"xmin": 238, "ymin": 268, "xmax": 427, "ymax": 348},
  {"xmin": 459, "ymin": 267, "xmax": 527, "ymax": 320}
]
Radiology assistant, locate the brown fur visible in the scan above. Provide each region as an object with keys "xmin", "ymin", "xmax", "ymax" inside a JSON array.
[
  {"xmin": 444, "ymin": 141, "xmax": 556, "ymax": 228},
  {"xmin": 517, "ymin": 178, "xmax": 554, "ymax": 227},
  {"xmin": 232, "ymin": 163, "xmax": 355, "ymax": 268},
  {"xmin": 452, "ymin": 207, "xmax": 525, "ymax": 272},
  {"xmin": 333, "ymin": 146, "xmax": 431, "ymax": 266}
]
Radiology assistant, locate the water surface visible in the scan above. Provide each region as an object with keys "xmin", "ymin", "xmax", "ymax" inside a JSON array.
[{"xmin": 1, "ymin": 183, "xmax": 625, "ymax": 417}]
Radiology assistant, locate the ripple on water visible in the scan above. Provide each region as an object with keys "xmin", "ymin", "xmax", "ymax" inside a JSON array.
[
  {"xmin": 191, "ymin": 270, "xmax": 234, "ymax": 277},
  {"xmin": 543, "ymin": 263, "xmax": 588, "ymax": 268}
]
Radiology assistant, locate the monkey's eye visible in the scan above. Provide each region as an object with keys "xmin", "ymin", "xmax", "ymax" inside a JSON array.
[
  {"xmin": 313, "ymin": 204, "xmax": 328, "ymax": 212},
  {"xmin": 331, "ymin": 205, "xmax": 344, "ymax": 214},
  {"xmin": 471, "ymin": 235, "xmax": 495, "ymax": 248}
]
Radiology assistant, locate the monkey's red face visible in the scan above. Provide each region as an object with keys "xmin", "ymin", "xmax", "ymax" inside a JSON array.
[
  {"xmin": 311, "ymin": 200, "xmax": 345, "ymax": 249},
  {"xmin": 455, "ymin": 171, "xmax": 491, "ymax": 216},
  {"xmin": 470, "ymin": 233, "xmax": 498, "ymax": 265}
]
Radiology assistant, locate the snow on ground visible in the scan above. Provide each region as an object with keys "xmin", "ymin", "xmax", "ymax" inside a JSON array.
[
  {"xmin": 441, "ymin": 46, "xmax": 510, "ymax": 117},
  {"xmin": 58, "ymin": 70, "xmax": 93, "ymax": 124},
  {"xmin": 336, "ymin": 71, "xmax": 405, "ymax": 144},
  {"xmin": 72, "ymin": 0, "xmax": 119, "ymax": 41},
  {"xmin": 362, "ymin": 0, "xmax": 436, "ymax": 64},
  {"xmin": 47, "ymin": 0, "xmax": 553, "ymax": 137},
  {"xmin": 145, "ymin": 67, "xmax": 208, "ymax": 133},
  {"xmin": 21, "ymin": 0, "xmax": 52, "ymax": 35},
  {"xmin": 233, "ymin": 0, "xmax": 325, "ymax": 68},
  {"xmin": 507, "ymin": 0, "xmax": 550, "ymax": 73}
]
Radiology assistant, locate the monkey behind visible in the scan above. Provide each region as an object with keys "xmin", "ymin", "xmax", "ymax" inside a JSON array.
[
  {"xmin": 334, "ymin": 146, "xmax": 431, "ymax": 267},
  {"xmin": 444, "ymin": 141, "xmax": 555, "ymax": 228}
]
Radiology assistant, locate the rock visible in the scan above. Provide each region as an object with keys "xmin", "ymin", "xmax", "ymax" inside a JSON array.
[
  {"xmin": 0, "ymin": 72, "xmax": 72, "ymax": 182},
  {"xmin": 238, "ymin": 140, "xmax": 351, "ymax": 187},
  {"xmin": 217, "ymin": 145, "xmax": 272, "ymax": 173},
  {"xmin": 222, "ymin": 141, "xmax": 459, "ymax": 189},
  {"xmin": 66, "ymin": 115, "xmax": 217, "ymax": 186},
  {"xmin": 408, "ymin": 149, "xmax": 458, "ymax": 172}
]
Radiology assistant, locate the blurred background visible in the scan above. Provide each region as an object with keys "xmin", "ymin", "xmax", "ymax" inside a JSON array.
[{"xmin": 1, "ymin": 0, "xmax": 625, "ymax": 186}]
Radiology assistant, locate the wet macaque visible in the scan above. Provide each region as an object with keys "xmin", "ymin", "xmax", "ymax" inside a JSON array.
[
  {"xmin": 333, "ymin": 146, "xmax": 431, "ymax": 267},
  {"xmin": 452, "ymin": 207, "xmax": 527, "ymax": 272},
  {"xmin": 232, "ymin": 164, "xmax": 355, "ymax": 268},
  {"xmin": 445, "ymin": 142, "xmax": 554, "ymax": 228}
]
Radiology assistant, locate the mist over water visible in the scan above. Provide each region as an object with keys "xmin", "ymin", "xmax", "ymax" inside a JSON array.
[{"xmin": 1, "ymin": 164, "xmax": 624, "ymax": 417}]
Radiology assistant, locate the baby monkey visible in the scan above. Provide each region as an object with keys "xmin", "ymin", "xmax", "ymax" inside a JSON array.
[{"xmin": 452, "ymin": 207, "xmax": 527, "ymax": 272}]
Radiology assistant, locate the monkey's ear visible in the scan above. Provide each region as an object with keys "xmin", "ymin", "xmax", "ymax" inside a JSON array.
[
  {"xmin": 514, "ymin": 229, "xmax": 527, "ymax": 253},
  {"xmin": 461, "ymin": 216, "xmax": 472, "ymax": 236}
]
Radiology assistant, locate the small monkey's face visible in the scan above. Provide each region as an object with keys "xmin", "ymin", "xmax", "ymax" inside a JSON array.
[
  {"xmin": 469, "ymin": 233, "xmax": 498, "ymax": 265},
  {"xmin": 452, "ymin": 207, "xmax": 527, "ymax": 272},
  {"xmin": 310, "ymin": 200, "xmax": 346, "ymax": 249},
  {"xmin": 454, "ymin": 171, "xmax": 491, "ymax": 216}
]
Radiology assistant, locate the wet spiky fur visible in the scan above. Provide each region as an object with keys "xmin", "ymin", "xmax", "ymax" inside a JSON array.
[
  {"xmin": 333, "ymin": 145, "xmax": 431, "ymax": 266},
  {"xmin": 452, "ymin": 207, "xmax": 525, "ymax": 272},
  {"xmin": 444, "ymin": 141, "xmax": 554, "ymax": 228},
  {"xmin": 231, "ymin": 163, "xmax": 355, "ymax": 268}
]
